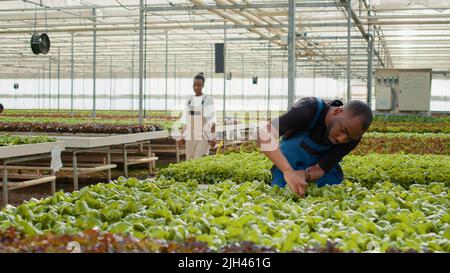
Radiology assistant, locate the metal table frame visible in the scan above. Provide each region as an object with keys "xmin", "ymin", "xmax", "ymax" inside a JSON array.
[
  {"xmin": 55, "ymin": 131, "xmax": 168, "ymax": 191},
  {"xmin": 0, "ymin": 141, "xmax": 65, "ymax": 206}
]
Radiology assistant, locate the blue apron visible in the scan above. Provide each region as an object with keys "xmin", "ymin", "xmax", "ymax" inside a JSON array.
[{"xmin": 271, "ymin": 98, "xmax": 344, "ymax": 188}]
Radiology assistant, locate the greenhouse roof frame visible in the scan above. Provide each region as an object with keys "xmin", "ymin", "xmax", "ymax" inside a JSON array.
[{"xmin": 0, "ymin": 0, "xmax": 449, "ymax": 80}]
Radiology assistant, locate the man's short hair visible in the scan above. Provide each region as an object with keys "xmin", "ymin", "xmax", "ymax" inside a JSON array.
[{"xmin": 344, "ymin": 100, "xmax": 373, "ymax": 131}]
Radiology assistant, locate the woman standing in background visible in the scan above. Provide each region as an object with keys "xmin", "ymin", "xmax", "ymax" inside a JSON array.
[{"xmin": 179, "ymin": 73, "xmax": 216, "ymax": 160}]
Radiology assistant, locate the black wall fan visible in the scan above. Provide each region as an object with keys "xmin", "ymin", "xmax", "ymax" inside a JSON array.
[
  {"xmin": 30, "ymin": 3, "xmax": 50, "ymax": 55},
  {"xmin": 30, "ymin": 33, "xmax": 50, "ymax": 55}
]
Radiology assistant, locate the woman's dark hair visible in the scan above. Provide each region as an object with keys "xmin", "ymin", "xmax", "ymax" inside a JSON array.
[{"xmin": 194, "ymin": 73, "xmax": 205, "ymax": 85}]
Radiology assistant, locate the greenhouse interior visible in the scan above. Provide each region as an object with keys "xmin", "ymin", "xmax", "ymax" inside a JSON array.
[{"xmin": 0, "ymin": 0, "xmax": 449, "ymax": 255}]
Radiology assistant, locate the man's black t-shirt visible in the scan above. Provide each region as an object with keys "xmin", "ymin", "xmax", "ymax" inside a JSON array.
[{"xmin": 273, "ymin": 97, "xmax": 360, "ymax": 173}]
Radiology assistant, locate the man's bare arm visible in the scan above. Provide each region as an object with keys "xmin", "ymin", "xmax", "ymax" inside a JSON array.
[{"xmin": 257, "ymin": 122, "xmax": 307, "ymax": 197}]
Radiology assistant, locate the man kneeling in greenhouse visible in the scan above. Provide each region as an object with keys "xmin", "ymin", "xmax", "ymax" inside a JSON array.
[{"xmin": 257, "ymin": 97, "xmax": 373, "ymax": 197}]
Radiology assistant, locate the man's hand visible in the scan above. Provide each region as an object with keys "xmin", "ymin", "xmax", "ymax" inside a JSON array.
[
  {"xmin": 208, "ymin": 138, "xmax": 216, "ymax": 148},
  {"xmin": 283, "ymin": 169, "xmax": 308, "ymax": 197}
]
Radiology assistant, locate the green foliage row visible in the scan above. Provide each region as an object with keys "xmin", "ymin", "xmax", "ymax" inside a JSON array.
[
  {"xmin": 0, "ymin": 178, "xmax": 448, "ymax": 252},
  {"xmin": 159, "ymin": 152, "xmax": 450, "ymax": 188},
  {"xmin": 158, "ymin": 152, "xmax": 273, "ymax": 184},
  {"xmin": 0, "ymin": 134, "xmax": 56, "ymax": 147},
  {"xmin": 342, "ymin": 154, "xmax": 450, "ymax": 188}
]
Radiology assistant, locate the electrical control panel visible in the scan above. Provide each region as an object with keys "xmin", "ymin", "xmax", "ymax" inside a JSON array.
[{"xmin": 375, "ymin": 69, "xmax": 432, "ymax": 113}]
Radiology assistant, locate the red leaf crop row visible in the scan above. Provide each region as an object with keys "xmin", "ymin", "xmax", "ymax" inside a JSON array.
[
  {"xmin": 369, "ymin": 121, "xmax": 450, "ymax": 134},
  {"xmin": 1, "ymin": 113, "xmax": 179, "ymax": 120},
  {"xmin": 352, "ymin": 133, "xmax": 450, "ymax": 155},
  {"xmin": 0, "ymin": 121, "xmax": 163, "ymax": 134},
  {"xmin": 1, "ymin": 228, "xmax": 419, "ymax": 253},
  {"xmin": 0, "ymin": 228, "xmax": 331, "ymax": 253},
  {"xmin": 224, "ymin": 133, "xmax": 449, "ymax": 156}
]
